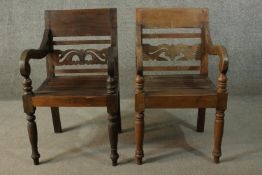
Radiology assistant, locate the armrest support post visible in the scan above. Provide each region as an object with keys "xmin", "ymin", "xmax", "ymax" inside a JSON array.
[
  {"xmin": 20, "ymin": 29, "xmax": 52, "ymax": 95},
  {"xmin": 107, "ymin": 46, "xmax": 117, "ymax": 95},
  {"xmin": 207, "ymin": 45, "xmax": 229, "ymax": 94}
]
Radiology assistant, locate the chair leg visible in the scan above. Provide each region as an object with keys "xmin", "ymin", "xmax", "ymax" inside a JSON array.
[
  {"xmin": 26, "ymin": 111, "xmax": 40, "ymax": 165},
  {"xmin": 117, "ymin": 91, "xmax": 122, "ymax": 133},
  {"xmin": 135, "ymin": 111, "xmax": 144, "ymax": 165},
  {"xmin": 197, "ymin": 108, "xmax": 206, "ymax": 132},
  {"xmin": 107, "ymin": 109, "xmax": 119, "ymax": 166},
  {"xmin": 51, "ymin": 107, "xmax": 62, "ymax": 133},
  {"xmin": 213, "ymin": 109, "xmax": 225, "ymax": 163}
]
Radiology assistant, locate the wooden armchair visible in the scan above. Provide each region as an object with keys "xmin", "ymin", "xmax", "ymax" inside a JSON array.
[
  {"xmin": 135, "ymin": 8, "xmax": 229, "ymax": 164},
  {"xmin": 20, "ymin": 9, "xmax": 121, "ymax": 166}
]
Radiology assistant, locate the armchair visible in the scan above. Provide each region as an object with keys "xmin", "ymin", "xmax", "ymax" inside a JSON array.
[
  {"xmin": 20, "ymin": 9, "xmax": 121, "ymax": 166},
  {"xmin": 134, "ymin": 8, "xmax": 229, "ymax": 164}
]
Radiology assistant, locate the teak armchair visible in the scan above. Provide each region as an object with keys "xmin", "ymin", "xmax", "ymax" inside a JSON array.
[
  {"xmin": 135, "ymin": 8, "xmax": 229, "ymax": 164},
  {"xmin": 20, "ymin": 9, "xmax": 121, "ymax": 166}
]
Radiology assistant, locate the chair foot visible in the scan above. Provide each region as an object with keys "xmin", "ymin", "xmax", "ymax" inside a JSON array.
[
  {"xmin": 33, "ymin": 158, "xmax": 40, "ymax": 165},
  {"xmin": 136, "ymin": 158, "xmax": 143, "ymax": 165},
  {"xmin": 213, "ymin": 156, "xmax": 220, "ymax": 164},
  {"xmin": 196, "ymin": 128, "xmax": 204, "ymax": 132},
  {"xmin": 111, "ymin": 152, "xmax": 119, "ymax": 166}
]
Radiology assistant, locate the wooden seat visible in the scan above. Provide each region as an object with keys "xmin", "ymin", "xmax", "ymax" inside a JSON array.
[
  {"xmin": 135, "ymin": 8, "xmax": 229, "ymax": 165},
  {"xmin": 144, "ymin": 75, "xmax": 217, "ymax": 108},
  {"xmin": 20, "ymin": 9, "xmax": 121, "ymax": 166},
  {"xmin": 32, "ymin": 76, "xmax": 108, "ymax": 107}
]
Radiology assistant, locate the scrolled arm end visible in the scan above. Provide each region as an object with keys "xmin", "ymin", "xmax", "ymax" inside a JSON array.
[
  {"xmin": 19, "ymin": 49, "xmax": 48, "ymax": 78},
  {"xmin": 207, "ymin": 45, "xmax": 229, "ymax": 74}
]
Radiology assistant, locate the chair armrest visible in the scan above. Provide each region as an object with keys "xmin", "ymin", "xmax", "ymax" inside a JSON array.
[
  {"xmin": 20, "ymin": 30, "xmax": 52, "ymax": 96},
  {"xmin": 20, "ymin": 29, "xmax": 52, "ymax": 78},
  {"xmin": 207, "ymin": 45, "xmax": 229, "ymax": 74}
]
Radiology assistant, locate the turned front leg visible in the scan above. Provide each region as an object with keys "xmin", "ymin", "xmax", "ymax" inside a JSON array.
[
  {"xmin": 107, "ymin": 111, "xmax": 119, "ymax": 166},
  {"xmin": 135, "ymin": 111, "xmax": 144, "ymax": 165},
  {"xmin": 213, "ymin": 109, "xmax": 225, "ymax": 163},
  {"xmin": 107, "ymin": 74, "xmax": 119, "ymax": 166},
  {"xmin": 26, "ymin": 112, "xmax": 40, "ymax": 165}
]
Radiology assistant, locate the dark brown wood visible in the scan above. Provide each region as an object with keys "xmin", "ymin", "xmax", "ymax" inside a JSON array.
[
  {"xmin": 197, "ymin": 108, "xmax": 206, "ymax": 132},
  {"xmin": 135, "ymin": 8, "xmax": 229, "ymax": 164},
  {"xmin": 54, "ymin": 68, "xmax": 107, "ymax": 74},
  {"xmin": 51, "ymin": 107, "xmax": 62, "ymax": 133},
  {"xmin": 27, "ymin": 111, "xmax": 40, "ymax": 165},
  {"xmin": 53, "ymin": 39, "xmax": 111, "ymax": 45},
  {"xmin": 51, "ymin": 48, "xmax": 108, "ymax": 66},
  {"xmin": 45, "ymin": 9, "xmax": 113, "ymax": 36},
  {"xmin": 20, "ymin": 8, "xmax": 120, "ymax": 166}
]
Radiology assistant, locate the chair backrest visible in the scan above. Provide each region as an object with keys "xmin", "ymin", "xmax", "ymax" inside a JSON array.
[
  {"xmin": 136, "ymin": 8, "xmax": 209, "ymax": 75},
  {"xmin": 45, "ymin": 8, "xmax": 117, "ymax": 76}
]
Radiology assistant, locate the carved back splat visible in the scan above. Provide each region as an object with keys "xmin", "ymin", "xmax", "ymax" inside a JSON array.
[
  {"xmin": 143, "ymin": 44, "xmax": 202, "ymax": 61},
  {"xmin": 51, "ymin": 48, "xmax": 108, "ymax": 66},
  {"xmin": 137, "ymin": 8, "xmax": 209, "ymax": 73},
  {"xmin": 44, "ymin": 9, "xmax": 117, "ymax": 75}
]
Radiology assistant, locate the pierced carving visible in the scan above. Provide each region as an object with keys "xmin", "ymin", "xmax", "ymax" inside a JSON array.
[
  {"xmin": 51, "ymin": 48, "xmax": 108, "ymax": 66},
  {"xmin": 143, "ymin": 44, "xmax": 202, "ymax": 61}
]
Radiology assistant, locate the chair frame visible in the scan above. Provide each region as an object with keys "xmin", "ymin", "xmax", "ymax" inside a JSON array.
[
  {"xmin": 135, "ymin": 8, "xmax": 229, "ymax": 164},
  {"xmin": 20, "ymin": 8, "xmax": 121, "ymax": 166}
]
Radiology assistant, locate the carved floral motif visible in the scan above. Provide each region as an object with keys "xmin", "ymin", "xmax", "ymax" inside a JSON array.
[
  {"xmin": 143, "ymin": 44, "xmax": 202, "ymax": 61},
  {"xmin": 51, "ymin": 48, "xmax": 108, "ymax": 65}
]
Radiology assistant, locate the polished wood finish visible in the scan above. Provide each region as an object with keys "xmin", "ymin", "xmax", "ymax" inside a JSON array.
[
  {"xmin": 20, "ymin": 8, "xmax": 121, "ymax": 166},
  {"xmin": 135, "ymin": 8, "xmax": 229, "ymax": 164}
]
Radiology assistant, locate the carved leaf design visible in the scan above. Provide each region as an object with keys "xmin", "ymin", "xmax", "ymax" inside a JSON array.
[
  {"xmin": 143, "ymin": 44, "xmax": 202, "ymax": 61},
  {"xmin": 51, "ymin": 48, "xmax": 108, "ymax": 66}
]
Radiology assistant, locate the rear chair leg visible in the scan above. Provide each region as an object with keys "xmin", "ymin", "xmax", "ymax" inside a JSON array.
[
  {"xmin": 51, "ymin": 107, "xmax": 62, "ymax": 133},
  {"xmin": 117, "ymin": 91, "xmax": 122, "ymax": 133},
  {"xmin": 26, "ymin": 110, "xmax": 40, "ymax": 165},
  {"xmin": 197, "ymin": 108, "xmax": 206, "ymax": 132}
]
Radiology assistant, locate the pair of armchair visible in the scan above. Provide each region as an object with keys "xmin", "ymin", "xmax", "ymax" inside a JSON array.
[{"xmin": 20, "ymin": 8, "xmax": 228, "ymax": 166}]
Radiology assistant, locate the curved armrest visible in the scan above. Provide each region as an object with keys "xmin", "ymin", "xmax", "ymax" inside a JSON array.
[
  {"xmin": 20, "ymin": 49, "xmax": 49, "ymax": 77},
  {"xmin": 207, "ymin": 45, "xmax": 229, "ymax": 74},
  {"xmin": 19, "ymin": 29, "xmax": 52, "ymax": 78}
]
